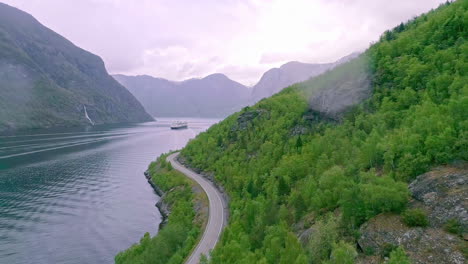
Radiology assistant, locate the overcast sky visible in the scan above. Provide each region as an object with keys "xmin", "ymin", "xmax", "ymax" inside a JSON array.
[{"xmin": 3, "ymin": 0, "xmax": 446, "ymax": 85}]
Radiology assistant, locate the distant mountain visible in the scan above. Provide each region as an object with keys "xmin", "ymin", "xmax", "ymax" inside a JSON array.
[
  {"xmin": 250, "ymin": 52, "xmax": 360, "ymax": 103},
  {"xmin": 115, "ymin": 53, "xmax": 360, "ymax": 118},
  {"xmin": 0, "ymin": 3, "xmax": 153, "ymax": 132},
  {"xmin": 113, "ymin": 73, "xmax": 250, "ymax": 118}
]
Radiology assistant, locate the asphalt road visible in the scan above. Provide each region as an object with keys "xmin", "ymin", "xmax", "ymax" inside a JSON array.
[{"xmin": 167, "ymin": 153, "xmax": 226, "ymax": 264}]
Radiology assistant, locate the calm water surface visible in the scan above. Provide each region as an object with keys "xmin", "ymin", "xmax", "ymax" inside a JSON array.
[{"xmin": 0, "ymin": 118, "xmax": 217, "ymax": 264}]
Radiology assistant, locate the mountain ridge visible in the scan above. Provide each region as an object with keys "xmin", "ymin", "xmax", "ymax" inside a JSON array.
[
  {"xmin": 113, "ymin": 72, "xmax": 250, "ymax": 118},
  {"xmin": 250, "ymin": 52, "xmax": 361, "ymax": 103},
  {"xmin": 114, "ymin": 53, "xmax": 359, "ymax": 118}
]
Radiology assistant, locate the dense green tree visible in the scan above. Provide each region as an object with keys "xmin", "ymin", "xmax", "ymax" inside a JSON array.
[
  {"xmin": 307, "ymin": 215, "xmax": 339, "ymax": 263},
  {"xmin": 295, "ymin": 136, "xmax": 303, "ymax": 150},
  {"xmin": 327, "ymin": 241, "xmax": 357, "ymax": 264}
]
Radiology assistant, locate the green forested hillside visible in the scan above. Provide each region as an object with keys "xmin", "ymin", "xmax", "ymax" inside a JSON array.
[{"xmin": 180, "ymin": 1, "xmax": 467, "ymax": 263}]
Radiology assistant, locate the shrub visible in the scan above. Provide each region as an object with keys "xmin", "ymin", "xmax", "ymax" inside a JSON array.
[
  {"xmin": 388, "ymin": 246, "xmax": 411, "ymax": 264},
  {"xmin": 444, "ymin": 219, "xmax": 462, "ymax": 235},
  {"xmin": 402, "ymin": 208, "xmax": 429, "ymax": 227},
  {"xmin": 381, "ymin": 243, "xmax": 398, "ymax": 258},
  {"xmin": 363, "ymin": 246, "xmax": 375, "ymax": 256}
]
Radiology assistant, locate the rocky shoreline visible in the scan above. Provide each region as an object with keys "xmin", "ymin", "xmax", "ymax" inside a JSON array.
[
  {"xmin": 143, "ymin": 153, "xmax": 229, "ymax": 235},
  {"xmin": 144, "ymin": 170, "xmax": 170, "ymax": 228}
]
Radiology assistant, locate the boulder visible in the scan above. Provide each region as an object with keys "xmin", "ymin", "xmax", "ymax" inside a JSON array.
[{"xmin": 408, "ymin": 165, "xmax": 467, "ymax": 231}]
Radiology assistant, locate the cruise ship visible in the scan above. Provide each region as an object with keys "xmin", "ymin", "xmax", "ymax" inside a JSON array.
[{"xmin": 170, "ymin": 121, "xmax": 188, "ymax": 129}]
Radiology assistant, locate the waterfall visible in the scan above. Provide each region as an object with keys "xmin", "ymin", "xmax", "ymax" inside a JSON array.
[{"xmin": 83, "ymin": 105, "xmax": 95, "ymax": 126}]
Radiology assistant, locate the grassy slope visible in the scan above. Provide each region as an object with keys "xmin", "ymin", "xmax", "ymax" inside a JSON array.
[{"xmin": 180, "ymin": 1, "xmax": 467, "ymax": 263}]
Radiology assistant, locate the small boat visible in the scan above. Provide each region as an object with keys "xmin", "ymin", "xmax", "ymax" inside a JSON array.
[{"xmin": 171, "ymin": 121, "xmax": 188, "ymax": 129}]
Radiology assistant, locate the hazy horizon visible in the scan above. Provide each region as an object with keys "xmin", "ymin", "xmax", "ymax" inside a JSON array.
[{"xmin": 1, "ymin": 0, "xmax": 447, "ymax": 85}]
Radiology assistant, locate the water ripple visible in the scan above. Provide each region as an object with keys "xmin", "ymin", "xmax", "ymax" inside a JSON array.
[{"xmin": 0, "ymin": 120, "xmax": 216, "ymax": 264}]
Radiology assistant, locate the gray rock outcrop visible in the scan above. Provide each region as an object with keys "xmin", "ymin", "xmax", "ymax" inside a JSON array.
[
  {"xmin": 409, "ymin": 166, "xmax": 467, "ymax": 231},
  {"xmin": 358, "ymin": 165, "xmax": 467, "ymax": 264}
]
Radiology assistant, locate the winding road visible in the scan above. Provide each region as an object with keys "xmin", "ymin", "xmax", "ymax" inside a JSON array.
[{"xmin": 167, "ymin": 153, "xmax": 227, "ymax": 264}]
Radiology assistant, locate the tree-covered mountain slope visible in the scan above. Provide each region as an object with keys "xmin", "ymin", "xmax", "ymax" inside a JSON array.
[
  {"xmin": 180, "ymin": 1, "xmax": 467, "ymax": 263},
  {"xmin": 0, "ymin": 3, "xmax": 153, "ymax": 132}
]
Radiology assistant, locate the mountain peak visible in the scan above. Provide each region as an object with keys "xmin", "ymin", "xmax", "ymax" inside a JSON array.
[
  {"xmin": 280, "ymin": 61, "xmax": 310, "ymax": 68},
  {"xmin": 203, "ymin": 73, "xmax": 229, "ymax": 81}
]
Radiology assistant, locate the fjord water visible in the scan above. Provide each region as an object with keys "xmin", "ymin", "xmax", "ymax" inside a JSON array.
[{"xmin": 0, "ymin": 119, "xmax": 216, "ymax": 264}]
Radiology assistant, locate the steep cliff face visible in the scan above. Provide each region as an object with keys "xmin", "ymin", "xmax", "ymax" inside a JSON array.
[{"xmin": 0, "ymin": 3, "xmax": 152, "ymax": 132}]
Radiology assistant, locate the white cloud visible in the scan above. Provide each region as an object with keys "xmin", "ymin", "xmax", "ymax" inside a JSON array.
[{"xmin": 2, "ymin": 0, "xmax": 447, "ymax": 85}]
